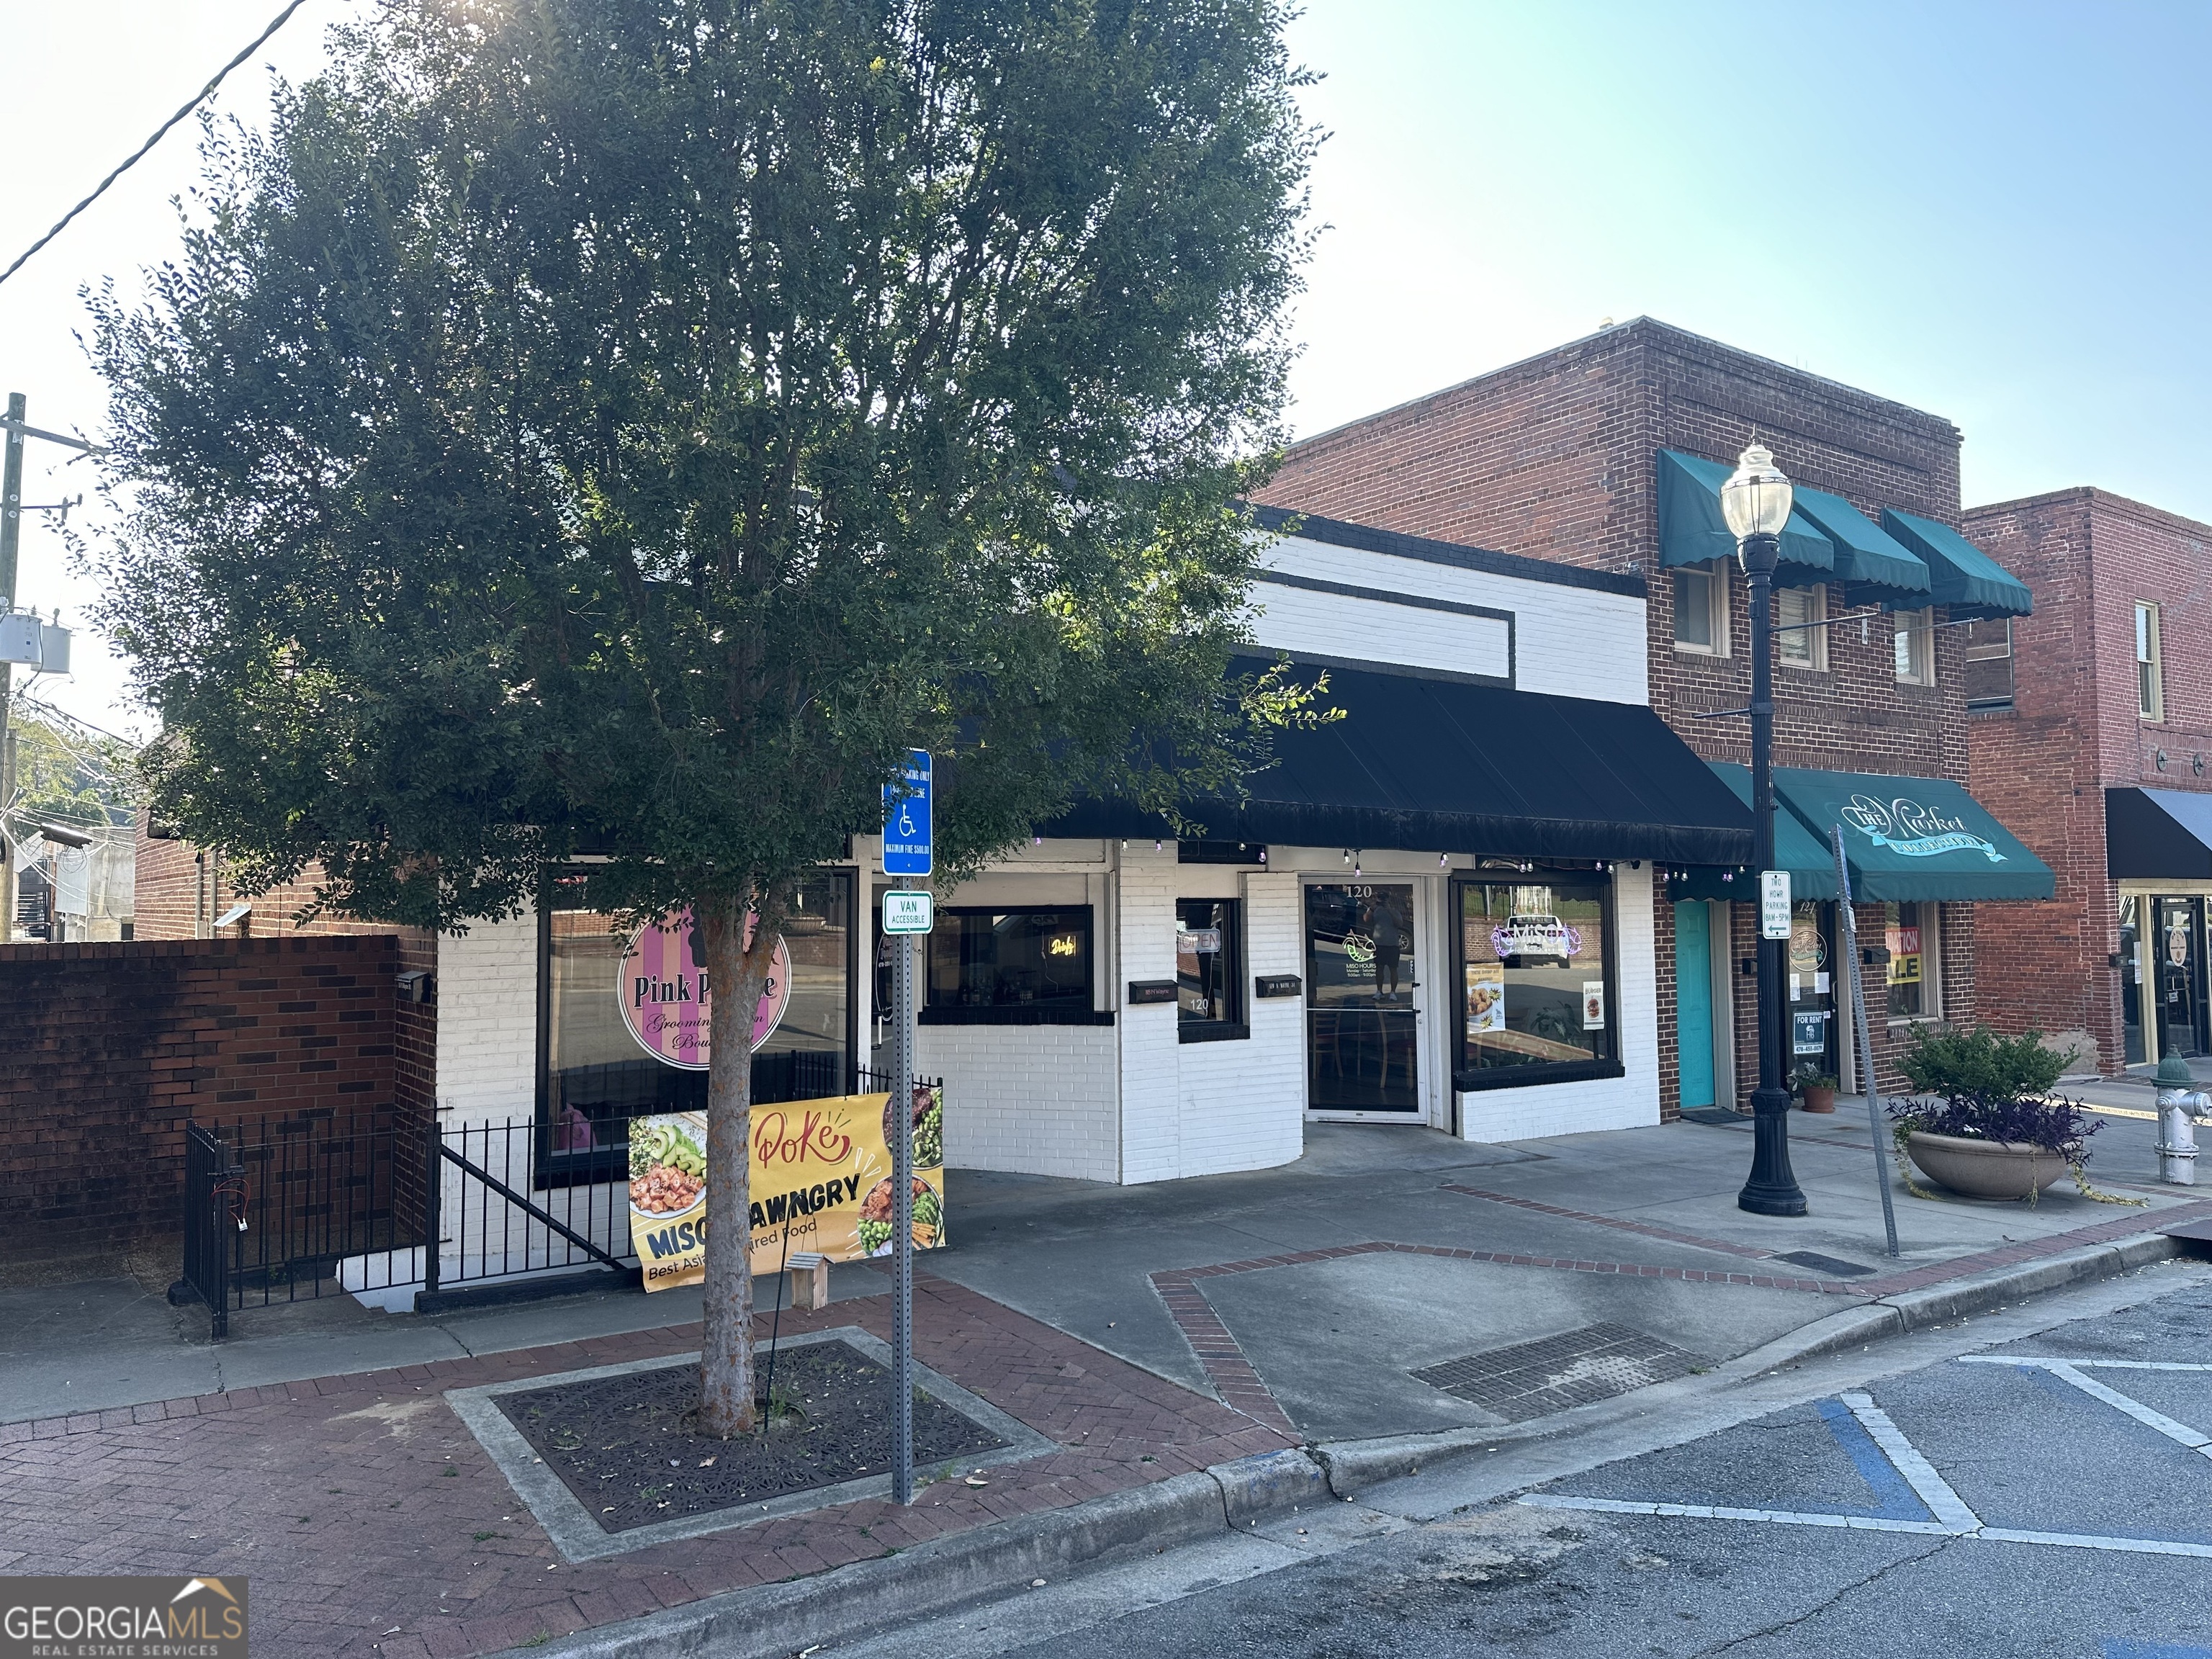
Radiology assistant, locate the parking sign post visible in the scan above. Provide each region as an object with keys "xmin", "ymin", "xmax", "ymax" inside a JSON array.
[{"xmin": 881, "ymin": 754, "xmax": 932, "ymax": 1503}]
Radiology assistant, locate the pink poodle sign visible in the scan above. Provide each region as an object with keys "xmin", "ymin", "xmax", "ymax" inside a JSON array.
[{"xmin": 618, "ymin": 908, "xmax": 791, "ymax": 1069}]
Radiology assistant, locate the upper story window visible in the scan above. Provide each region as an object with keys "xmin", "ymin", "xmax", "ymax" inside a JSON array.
[
  {"xmin": 1962, "ymin": 617, "xmax": 2013, "ymax": 710},
  {"xmin": 1774, "ymin": 585, "xmax": 1827, "ymax": 671},
  {"xmin": 1673, "ymin": 562, "xmax": 1728, "ymax": 656},
  {"xmin": 2137, "ymin": 601, "xmax": 2164, "ymax": 721},
  {"xmin": 1894, "ymin": 608, "xmax": 1936, "ymax": 686}
]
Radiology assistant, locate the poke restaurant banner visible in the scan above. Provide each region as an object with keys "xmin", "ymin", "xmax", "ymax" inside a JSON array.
[{"xmin": 627, "ymin": 1087, "xmax": 946, "ymax": 1291}]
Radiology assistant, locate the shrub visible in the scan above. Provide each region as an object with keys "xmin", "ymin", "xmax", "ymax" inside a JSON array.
[{"xmin": 1896, "ymin": 1023, "xmax": 2077, "ymax": 1100}]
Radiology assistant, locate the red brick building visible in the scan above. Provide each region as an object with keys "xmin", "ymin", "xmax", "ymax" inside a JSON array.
[
  {"xmin": 1255, "ymin": 317, "xmax": 2046, "ymax": 1115},
  {"xmin": 1965, "ymin": 487, "xmax": 2212, "ymax": 1074}
]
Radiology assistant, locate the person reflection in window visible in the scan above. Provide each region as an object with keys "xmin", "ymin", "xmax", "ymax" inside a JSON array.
[{"xmin": 1369, "ymin": 891, "xmax": 1408, "ymax": 999}]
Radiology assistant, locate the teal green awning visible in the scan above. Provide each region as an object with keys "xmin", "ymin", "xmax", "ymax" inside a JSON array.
[
  {"xmin": 1657, "ymin": 449, "xmax": 1835, "ymax": 581},
  {"xmin": 1673, "ymin": 762, "xmax": 1841, "ymax": 901},
  {"xmin": 1787, "ymin": 485, "xmax": 1930, "ymax": 606},
  {"xmin": 1878, "ymin": 509, "xmax": 2034, "ymax": 619},
  {"xmin": 1672, "ymin": 763, "xmax": 2055, "ymax": 903}
]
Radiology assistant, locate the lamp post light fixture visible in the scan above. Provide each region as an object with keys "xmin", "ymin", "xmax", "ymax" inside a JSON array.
[{"xmin": 1721, "ymin": 441, "xmax": 1809, "ymax": 1218}]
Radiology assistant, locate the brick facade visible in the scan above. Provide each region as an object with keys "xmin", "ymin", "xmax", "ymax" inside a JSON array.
[
  {"xmin": 0, "ymin": 935, "xmax": 406, "ymax": 1277},
  {"xmin": 1965, "ymin": 487, "xmax": 2212, "ymax": 1073},
  {"xmin": 1255, "ymin": 317, "xmax": 1980, "ymax": 1111}
]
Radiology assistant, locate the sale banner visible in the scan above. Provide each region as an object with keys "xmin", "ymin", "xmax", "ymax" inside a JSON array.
[{"xmin": 626, "ymin": 1087, "xmax": 945, "ymax": 1292}]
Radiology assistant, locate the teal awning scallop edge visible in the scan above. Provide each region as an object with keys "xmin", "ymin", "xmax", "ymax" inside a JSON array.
[
  {"xmin": 1879, "ymin": 509, "xmax": 2033, "ymax": 619},
  {"xmin": 1788, "ymin": 484, "xmax": 1930, "ymax": 603},
  {"xmin": 1656, "ymin": 449, "xmax": 1835, "ymax": 575}
]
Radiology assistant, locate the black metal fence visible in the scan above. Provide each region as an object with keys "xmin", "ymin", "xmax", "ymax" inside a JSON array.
[{"xmin": 179, "ymin": 1066, "xmax": 933, "ymax": 1338}]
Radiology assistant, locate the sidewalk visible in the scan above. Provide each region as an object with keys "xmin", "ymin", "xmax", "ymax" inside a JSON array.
[{"xmin": 1, "ymin": 1114, "xmax": 2206, "ymax": 1659}]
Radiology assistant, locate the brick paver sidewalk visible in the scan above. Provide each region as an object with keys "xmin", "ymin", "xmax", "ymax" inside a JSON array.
[{"xmin": 0, "ymin": 1277, "xmax": 1291, "ymax": 1659}]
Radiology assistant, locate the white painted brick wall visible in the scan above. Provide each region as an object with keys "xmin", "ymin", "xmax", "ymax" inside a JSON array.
[
  {"xmin": 922, "ymin": 1022, "xmax": 1120, "ymax": 1182},
  {"xmin": 1173, "ymin": 869, "xmax": 1304, "ymax": 1176},
  {"xmin": 436, "ymin": 912, "xmax": 539, "ymax": 1127},
  {"xmin": 1256, "ymin": 534, "xmax": 1649, "ymax": 704},
  {"xmin": 1117, "ymin": 847, "xmax": 1184, "ymax": 1183},
  {"xmin": 1456, "ymin": 863, "xmax": 1661, "ymax": 1142}
]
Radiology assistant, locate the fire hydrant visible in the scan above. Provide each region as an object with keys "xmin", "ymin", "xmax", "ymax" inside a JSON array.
[{"xmin": 2155, "ymin": 1052, "xmax": 2204, "ymax": 1185}]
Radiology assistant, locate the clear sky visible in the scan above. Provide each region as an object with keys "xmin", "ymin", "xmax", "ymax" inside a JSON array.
[{"xmin": 3, "ymin": 1, "xmax": 2206, "ymax": 734}]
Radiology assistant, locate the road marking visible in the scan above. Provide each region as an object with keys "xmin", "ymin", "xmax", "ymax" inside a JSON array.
[
  {"xmin": 1959, "ymin": 1356, "xmax": 2212, "ymax": 1372},
  {"xmin": 1518, "ymin": 1497, "xmax": 2212, "ymax": 1558},
  {"xmin": 2080, "ymin": 1103, "xmax": 2160, "ymax": 1122},
  {"xmin": 1959, "ymin": 1355, "xmax": 2212, "ymax": 1460},
  {"xmin": 1839, "ymin": 1392, "xmax": 1982, "ymax": 1530}
]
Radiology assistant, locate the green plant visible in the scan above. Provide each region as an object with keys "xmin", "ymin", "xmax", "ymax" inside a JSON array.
[
  {"xmin": 1791, "ymin": 1065, "xmax": 1840, "ymax": 1094},
  {"xmin": 1897, "ymin": 1023, "xmax": 2077, "ymax": 1100},
  {"xmin": 92, "ymin": 0, "xmax": 1321, "ymax": 1442}
]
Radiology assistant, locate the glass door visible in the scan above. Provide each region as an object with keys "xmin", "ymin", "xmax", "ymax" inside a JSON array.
[
  {"xmin": 1305, "ymin": 882, "xmax": 1421, "ymax": 1114},
  {"xmin": 2120, "ymin": 896, "xmax": 2144, "ymax": 1066},
  {"xmin": 1787, "ymin": 902, "xmax": 1838, "ymax": 1082},
  {"xmin": 2157, "ymin": 896, "xmax": 2207, "ymax": 1059}
]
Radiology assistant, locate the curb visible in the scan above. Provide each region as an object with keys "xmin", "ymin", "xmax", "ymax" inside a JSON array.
[
  {"xmin": 1295, "ymin": 1228, "xmax": 2201, "ymax": 1499},
  {"xmin": 498, "ymin": 1228, "xmax": 2203, "ymax": 1657},
  {"xmin": 503, "ymin": 1451, "xmax": 1327, "ymax": 1659}
]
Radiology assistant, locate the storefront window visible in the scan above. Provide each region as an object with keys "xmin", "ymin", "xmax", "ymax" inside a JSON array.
[
  {"xmin": 1789, "ymin": 902, "xmax": 1836, "ymax": 1071},
  {"xmin": 541, "ymin": 873, "xmax": 853, "ymax": 1175},
  {"xmin": 1455, "ymin": 876, "xmax": 1614, "ymax": 1082},
  {"xmin": 1884, "ymin": 900, "xmax": 1938, "ymax": 1021},
  {"xmin": 925, "ymin": 909, "xmax": 1092, "ymax": 1016},
  {"xmin": 1177, "ymin": 899, "xmax": 1245, "ymax": 1040}
]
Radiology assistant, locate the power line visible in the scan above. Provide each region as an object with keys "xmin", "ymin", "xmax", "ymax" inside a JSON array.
[{"xmin": 0, "ymin": 0, "xmax": 315, "ymax": 292}]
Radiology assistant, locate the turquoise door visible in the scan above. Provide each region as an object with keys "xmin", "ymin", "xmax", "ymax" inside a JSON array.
[{"xmin": 1673, "ymin": 901, "xmax": 1715, "ymax": 1109}]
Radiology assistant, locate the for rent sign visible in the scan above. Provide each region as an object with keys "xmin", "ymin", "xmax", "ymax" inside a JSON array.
[{"xmin": 626, "ymin": 1089, "xmax": 946, "ymax": 1291}]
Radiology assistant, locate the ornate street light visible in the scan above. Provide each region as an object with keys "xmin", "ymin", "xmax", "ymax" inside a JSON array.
[{"xmin": 1722, "ymin": 441, "xmax": 1808, "ymax": 1217}]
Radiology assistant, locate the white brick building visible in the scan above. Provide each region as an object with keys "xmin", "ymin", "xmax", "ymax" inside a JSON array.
[{"xmin": 428, "ymin": 510, "xmax": 1750, "ymax": 1188}]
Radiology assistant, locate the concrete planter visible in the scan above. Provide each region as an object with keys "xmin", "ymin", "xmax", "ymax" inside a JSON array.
[{"xmin": 1905, "ymin": 1130, "xmax": 2071, "ymax": 1200}]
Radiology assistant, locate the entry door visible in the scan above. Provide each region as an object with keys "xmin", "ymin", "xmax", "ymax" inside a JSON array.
[
  {"xmin": 1304, "ymin": 882, "xmax": 1421, "ymax": 1115},
  {"xmin": 1788, "ymin": 902, "xmax": 1838, "ymax": 1079},
  {"xmin": 1673, "ymin": 901, "xmax": 1716, "ymax": 1109},
  {"xmin": 2157, "ymin": 896, "xmax": 2207, "ymax": 1058}
]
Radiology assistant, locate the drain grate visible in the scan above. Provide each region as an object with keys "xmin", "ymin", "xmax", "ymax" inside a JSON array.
[
  {"xmin": 1776, "ymin": 1250, "xmax": 1876, "ymax": 1278},
  {"xmin": 1411, "ymin": 1323, "xmax": 1704, "ymax": 1422}
]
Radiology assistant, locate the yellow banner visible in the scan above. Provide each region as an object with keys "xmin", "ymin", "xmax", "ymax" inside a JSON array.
[{"xmin": 626, "ymin": 1088, "xmax": 945, "ymax": 1292}]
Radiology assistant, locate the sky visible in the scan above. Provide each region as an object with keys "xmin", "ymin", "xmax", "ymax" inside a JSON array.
[{"xmin": 1, "ymin": 0, "xmax": 2207, "ymax": 737}]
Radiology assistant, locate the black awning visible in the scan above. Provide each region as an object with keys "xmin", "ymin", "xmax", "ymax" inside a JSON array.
[
  {"xmin": 2107, "ymin": 786, "xmax": 2212, "ymax": 879},
  {"xmin": 1046, "ymin": 658, "xmax": 1753, "ymax": 866}
]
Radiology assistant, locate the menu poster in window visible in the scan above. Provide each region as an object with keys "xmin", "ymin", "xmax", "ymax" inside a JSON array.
[
  {"xmin": 1466, "ymin": 962, "xmax": 1505, "ymax": 1032},
  {"xmin": 1581, "ymin": 981, "xmax": 1606, "ymax": 1030},
  {"xmin": 619, "ymin": 907, "xmax": 791, "ymax": 1069},
  {"xmin": 627, "ymin": 1088, "xmax": 948, "ymax": 1291}
]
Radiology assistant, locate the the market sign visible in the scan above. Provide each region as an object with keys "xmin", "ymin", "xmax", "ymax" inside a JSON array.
[{"xmin": 617, "ymin": 907, "xmax": 790, "ymax": 1069}]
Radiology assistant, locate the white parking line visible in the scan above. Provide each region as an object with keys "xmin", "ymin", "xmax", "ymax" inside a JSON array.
[
  {"xmin": 1840, "ymin": 1392, "xmax": 1983, "ymax": 1530},
  {"xmin": 1959, "ymin": 1356, "xmax": 2212, "ymax": 1372},
  {"xmin": 1958, "ymin": 1354, "xmax": 2212, "ymax": 1460},
  {"xmin": 1518, "ymin": 1495, "xmax": 1952, "ymax": 1534}
]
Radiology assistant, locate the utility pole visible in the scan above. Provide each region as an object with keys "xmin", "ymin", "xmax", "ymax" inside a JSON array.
[
  {"xmin": 0, "ymin": 395, "xmax": 102, "ymax": 942},
  {"xmin": 1, "ymin": 392, "xmax": 25, "ymax": 941}
]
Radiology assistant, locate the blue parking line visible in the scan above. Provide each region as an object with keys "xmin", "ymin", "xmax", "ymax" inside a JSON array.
[
  {"xmin": 2101, "ymin": 1641, "xmax": 2212, "ymax": 1658},
  {"xmin": 1815, "ymin": 1398, "xmax": 1934, "ymax": 1523}
]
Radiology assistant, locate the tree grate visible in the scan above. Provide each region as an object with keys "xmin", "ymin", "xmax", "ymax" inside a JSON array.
[{"xmin": 1410, "ymin": 1323, "xmax": 1704, "ymax": 1422}]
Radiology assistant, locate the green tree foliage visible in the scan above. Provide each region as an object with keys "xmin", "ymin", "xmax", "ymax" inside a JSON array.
[
  {"xmin": 90, "ymin": 0, "xmax": 1316, "ymax": 1431},
  {"xmin": 6, "ymin": 704, "xmax": 139, "ymax": 830},
  {"xmin": 1898, "ymin": 1022, "xmax": 2076, "ymax": 1102}
]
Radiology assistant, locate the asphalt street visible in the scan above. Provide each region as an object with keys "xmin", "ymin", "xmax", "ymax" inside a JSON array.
[{"xmin": 823, "ymin": 1265, "xmax": 2212, "ymax": 1659}]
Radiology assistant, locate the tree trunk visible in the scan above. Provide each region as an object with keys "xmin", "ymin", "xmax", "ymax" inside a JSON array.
[{"xmin": 696, "ymin": 888, "xmax": 770, "ymax": 1438}]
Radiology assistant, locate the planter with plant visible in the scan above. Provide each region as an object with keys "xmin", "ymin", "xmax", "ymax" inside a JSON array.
[
  {"xmin": 1792, "ymin": 1064, "xmax": 1840, "ymax": 1115},
  {"xmin": 1887, "ymin": 1025, "xmax": 2141, "ymax": 1205}
]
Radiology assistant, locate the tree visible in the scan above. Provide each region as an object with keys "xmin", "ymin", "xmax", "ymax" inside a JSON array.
[{"xmin": 91, "ymin": 0, "xmax": 1317, "ymax": 1435}]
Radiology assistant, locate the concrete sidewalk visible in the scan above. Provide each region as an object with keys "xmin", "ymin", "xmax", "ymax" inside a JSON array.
[{"xmin": 3, "ymin": 1112, "xmax": 2207, "ymax": 1659}]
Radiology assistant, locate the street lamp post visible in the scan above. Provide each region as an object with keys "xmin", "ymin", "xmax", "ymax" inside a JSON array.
[{"xmin": 1722, "ymin": 441, "xmax": 1809, "ymax": 1218}]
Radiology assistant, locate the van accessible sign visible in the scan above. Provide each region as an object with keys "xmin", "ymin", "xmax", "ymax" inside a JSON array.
[{"xmin": 618, "ymin": 907, "xmax": 790, "ymax": 1069}]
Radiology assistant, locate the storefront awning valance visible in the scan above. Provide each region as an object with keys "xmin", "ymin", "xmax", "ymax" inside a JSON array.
[
  {"xmin": 1686, "ymin": 763, "xmax": 1845, "ymax": 902},
  {"xmin": 1043, "ymin": 659, "xmax": 1754, "ymax": 866},
  {"xmin": 1656, "ymin": 449, "xmax": 1835, "ymax": 582},
  {"xmin": 1878, "ymin": 509, "xmax": 2034, "ymax": 619},
  {"xmin": 2106, "ymin": 786, "xmax": 2212, "ymax": 880},
  {"xmin": 1677, "ymin": 763, "xmax": 2054, "ymax": 903},
  {"xmin": 1786, "ymin": 484, "xmax": 1930, "ymax": 606}
]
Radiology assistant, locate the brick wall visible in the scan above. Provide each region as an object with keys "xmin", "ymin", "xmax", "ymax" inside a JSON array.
[
  {"xmin": 1966, "ymin": 487, "xmax": 2212, "ymax": 1072},
  {"xmin": 1255, "ymin": 316, "xmax": 1978, "ymax": 1107},
  {"xmin": 0, "ymin": 935, "xmax": 408, "ymax": 1276}
]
